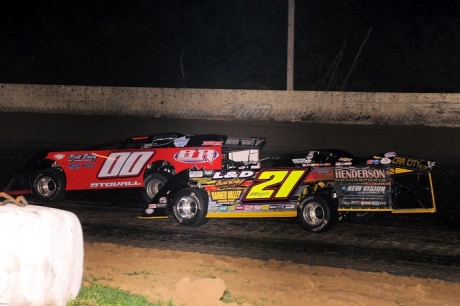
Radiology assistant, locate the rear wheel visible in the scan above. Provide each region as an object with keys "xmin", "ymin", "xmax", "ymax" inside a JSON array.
[
  {"xmin": 172, "ymin": 188, "xmax": 209, "ymax": 227},
  {"xmin": 297, "ymin": 195, "xmax": 338, "ymax": 232},
  {"xmin": 142, "ymin": 173, "xmax": 171, "ymax": 203},
  {"xmin": 32, "ymin": 168, "xmax": 66, "ymax": 204}
]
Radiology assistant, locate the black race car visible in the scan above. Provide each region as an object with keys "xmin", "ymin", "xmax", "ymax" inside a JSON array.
[{"xmin": 139, "ymin": 149, "xmax": 436, "ymax": 233}]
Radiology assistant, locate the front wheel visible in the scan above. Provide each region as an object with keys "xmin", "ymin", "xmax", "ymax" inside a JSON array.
[
  {"xmin": 297, "ymin": 195, "xmax": 338, "ymax": 233},
  {"xmin": 172, "ymin": 188, "xmax": 209, "ymax": 227},
  {"xmin": 32, "ymin": 168, "xmax": 66, "ymax": 204}
]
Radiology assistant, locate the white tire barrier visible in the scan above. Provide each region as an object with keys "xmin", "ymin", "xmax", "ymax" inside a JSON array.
[{"xmin": 0, "ymin": 193, "xmax": 83, "ymax": 306}]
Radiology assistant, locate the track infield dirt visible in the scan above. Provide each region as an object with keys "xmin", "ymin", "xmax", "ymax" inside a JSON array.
[{"xmin": 83, "ymin": 242, "xmax": 460, "ymax": 306}]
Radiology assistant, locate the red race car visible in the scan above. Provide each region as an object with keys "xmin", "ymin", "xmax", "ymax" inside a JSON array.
[{"xmin": 5, "ymin": 133, "xmax": 266, "ymax": 205}]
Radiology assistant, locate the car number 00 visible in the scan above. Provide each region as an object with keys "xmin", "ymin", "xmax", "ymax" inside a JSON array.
[
  {"xmin": 244, "ymin": 169, "xmax": 307, "ymax": 201},
  {"xmin": 98, "ymin": 151, "xmax": 155, "ymax": 178}
]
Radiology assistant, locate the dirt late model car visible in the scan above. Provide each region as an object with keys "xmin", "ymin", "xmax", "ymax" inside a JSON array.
[
  {"xmin": 139, "ymin": 149, "xmax": 436, "ymax": 233},
  {"xmin": 4, "ymin": 133, "xmax": 266, "ymax": 205}
]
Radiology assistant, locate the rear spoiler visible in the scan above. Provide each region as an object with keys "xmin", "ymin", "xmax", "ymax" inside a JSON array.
[
  {"xmin": 390, "ymin": 154, "xmax": 435, "ymax": 172},
  {"xmin": 221, "ymin": 136, "xmax": 266, "ymax": 151}
]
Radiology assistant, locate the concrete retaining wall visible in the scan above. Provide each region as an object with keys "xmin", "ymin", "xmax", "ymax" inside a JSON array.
[{"xmin": 1, "ymin": 83, "xmax": 459, "ymax": 127}]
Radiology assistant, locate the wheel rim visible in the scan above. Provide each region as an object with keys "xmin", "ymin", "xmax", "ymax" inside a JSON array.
[
  {"xmin": 36, "ymin": 176, "xmax": 57, "ymax": 198},
  {"xmin": 146, "ymin": 179, "xmax": 164, "ymax": 199},
  {"xmin": 176, "ymin": 195, "xmax": 198, "ymax": 220},
  {"xmin": 303, "ymin": 202, "xmax": 325, "ymax": 226}
]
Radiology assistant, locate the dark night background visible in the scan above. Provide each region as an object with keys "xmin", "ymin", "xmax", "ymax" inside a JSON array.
[{"xmin": 1, "ymin": 0, "xmax": 459, "ymax": 92}]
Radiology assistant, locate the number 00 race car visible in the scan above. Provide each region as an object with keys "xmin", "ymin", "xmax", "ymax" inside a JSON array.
[
  {"xmin": 139, "ymin": 149, "xmax": 436, "ymax": 233},
  {"xmin": 4, "ymin": 133, "xmax": 266, "ymax": 205}
]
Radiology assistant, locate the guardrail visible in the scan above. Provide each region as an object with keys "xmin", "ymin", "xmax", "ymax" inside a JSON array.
[{"xmin": 1, "ymin": 83, "xmax": 459, "ymax": 127}]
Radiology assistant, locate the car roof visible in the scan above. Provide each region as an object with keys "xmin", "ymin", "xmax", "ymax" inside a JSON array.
[{"xmin": 90, "ymin": 133, "xmax": 266, "ymax": 151}]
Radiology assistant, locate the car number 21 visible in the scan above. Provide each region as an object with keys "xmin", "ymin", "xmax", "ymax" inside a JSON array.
[
  {"xmin": 243, "ymin": 169, "xmax": 307, "ymax": 202},
  {"xmin": 97, "ymin": 151, "xmax": 155, "ymax": 178}
]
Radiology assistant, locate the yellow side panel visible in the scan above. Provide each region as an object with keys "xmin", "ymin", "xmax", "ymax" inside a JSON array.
[{"xmin": 206, "ymin": 211, "xmax": 297, "ymax": 218}]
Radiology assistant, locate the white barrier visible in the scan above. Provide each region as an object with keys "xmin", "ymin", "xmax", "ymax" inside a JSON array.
[
  {"xmin": 0, "ymin": 83, "xmax": 459, "ymax": 127},
  {"xmin": 0, "ymin": 197, "xmax": 83, "ymax": 306}
]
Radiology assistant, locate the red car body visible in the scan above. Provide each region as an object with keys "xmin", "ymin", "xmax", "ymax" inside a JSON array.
[{"xmin": 5, "ymin": 133, "xmax": 266, "ymax": 205}]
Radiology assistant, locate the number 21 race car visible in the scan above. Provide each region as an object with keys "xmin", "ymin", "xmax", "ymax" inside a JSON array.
[{"xmin": 139, "ymin": 149, "xmax": 436, "ymax": 233}]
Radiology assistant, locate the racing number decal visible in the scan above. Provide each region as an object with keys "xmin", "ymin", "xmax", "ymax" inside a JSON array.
[
  {"xmin": 97, "ymin": 151, "xmax": 155, "ymax": 178},
  {"xmin": 243, "ymin": 169, "xmax": 307, "ymax": 201}
]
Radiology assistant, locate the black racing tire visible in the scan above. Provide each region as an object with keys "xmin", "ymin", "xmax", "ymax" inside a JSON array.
[
  {"xmin": 346, "ymin": 212, "xmax": 376, "ymax": 224},
  {"xmin": 142, "ymin": 172, "xmax": 172, "ymax": 203},
  {"xmin": 297, "ymin": 195, "xmax": 338, "ymax": 233},
  {"xmin": 172, "ymin": 187, "xmax": 209, "ymax": 227},
  {"xmin": 32, "ymin": 168, "xmax": 66, "ymax": 204}
]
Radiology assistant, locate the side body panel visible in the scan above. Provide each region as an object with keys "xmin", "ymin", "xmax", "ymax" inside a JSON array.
[{"xmin": 47, "ymin": 147, "xmax": 222, "ymax": 191}]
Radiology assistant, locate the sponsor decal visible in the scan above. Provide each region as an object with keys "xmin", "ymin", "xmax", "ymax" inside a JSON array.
[
  {"xmin": 54, "ymin": 153, "xmax": 65, "ymax": 160},
  {"xmin": 68, "ymin": 153, "xmax": 97, "ymax": 162},
  {"xmin": 341, "ymin": 185, "xmax": 387, "ymax": 194},
  {"xmin": 224, "ymin": 138, "xmax": 240, "ymax": 146},
  {"xmin": 202, "ymin": 141, "xmax": 223, "ymax": 146},
  {"xmin": 336, "ymin": 162, "xmax": 352, "ymax": 166},
  {"xmin": 235, "ymin": 206, "xmax": 245, "ymax": 210},
  {"xmin": 335, "ymin": 167, "xmax": 388, "ymax": 182},
  {"xmin": 90, "ymin": 181, "xmax": 142, "ymax": 188},
  {"xmin": 82, "ymin": 163, "xmax": 94, "ymax": 168},
  {"xmin": 385, "ymin": 151, "xmax": 397, "ymax": 158},
  {"xmin": 174, "ymin": 149, "xmax": 219, "ymax": 165},
  {"xmin": 335, "ymin": 181, "xmax": 390, "ymax": 209},
  {"xmin": 215, "ymin": 178, "xmax": 245, "ymax": 188},
  {"xmin": 309, "ymin": 163, "xmax": 332, "ymax": 167},
  {"xmin": 366, "ymin": 159, "xmax": 380, "ymax": 165},
  {"xmin": 210, "ymin": 189, "xmax": 242, "ymax": 204},
  {"xmin": 212, "ymin": 170, "xmax": 254, "ymax": 179},
  {"xmin": 292, "ymin": 158, "xmax": 307, "ymax": 164},
  {"xmin": 132, "ymin": 136, "xmax": 149, "ymax": 141},
  {"xmin": 189, "ymin": 171, "xmax": 204, "ymax": 178},
  {"xmin": 380, "ymin": 157, "xmax": 392, "ymax": 165},
  {"xmin": 224, "ymin": 137, "xmax": 264, "ymax": 147},
  {"xmin": 69, "ymin": 164, "xmax": 80, "ymax": 170},
  {"xmin": 391, "ymin": 155, "xmax": 430, "ymax": 170}
]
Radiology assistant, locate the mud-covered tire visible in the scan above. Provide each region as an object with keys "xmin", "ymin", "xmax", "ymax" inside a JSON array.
[
  {"xmin": 172, "ymin": 187, "xmax": 209, "ymax": 227},
  {"xmin": 32, "ymin": 168, "xmax": 66, "ymax": 204},
  {"xmin": 297, "ymin": 195, "xmax": 338, "ymax": 233},
  {"xmin": 346, "ymin": 212, "xmax": 376, "ymax": 224},
  {"xmin": 142, "ymin": 172, "xmax": 171, "ymax": 203}
]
